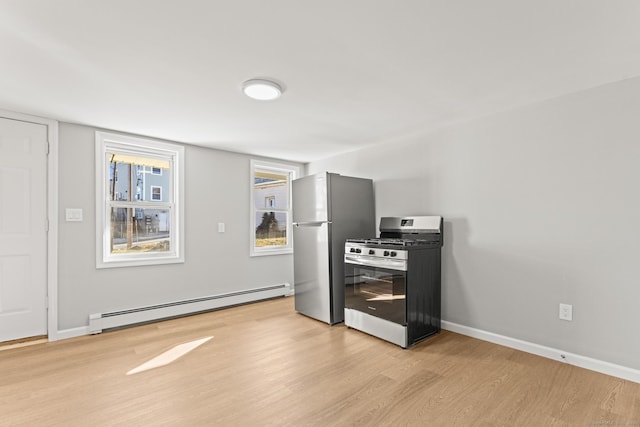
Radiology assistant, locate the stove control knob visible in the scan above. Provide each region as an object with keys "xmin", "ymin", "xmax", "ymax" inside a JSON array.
[
  {"xmin": 355, "ymin": 248, "xmax": 362, "ymax": 254},
  {"xmin": 369, "ymin": 249, "xmax": 375, "ymax": 255},
  {"xmin": 350, "ymin": 248, "xmax": 356, "ymax": 253},
  {"xmin": 383, "ymin": 250, "xmax": 390, "ymax": 256},
  {"xmin": 390, "ymin": 251, "xmax": 397, "ymax": 257}
]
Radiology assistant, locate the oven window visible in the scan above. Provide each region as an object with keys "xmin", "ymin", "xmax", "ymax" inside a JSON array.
[{"xmin": 345, "ymin": 265, "xmax": 406, "ymax": 324}]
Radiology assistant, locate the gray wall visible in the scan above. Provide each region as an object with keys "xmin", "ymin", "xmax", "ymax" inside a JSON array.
[
  {"xmin": 309, "ymin": 76, "xmax": 640, "ymax": 371},
  {"xmin": 58, "ymin": 122, "xmax": 300, "ymax": 330}
]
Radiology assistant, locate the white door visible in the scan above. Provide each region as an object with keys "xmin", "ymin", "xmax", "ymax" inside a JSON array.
[{"xmin": 0, "ymin": 117, "xmax": 48, "ymax": 342}]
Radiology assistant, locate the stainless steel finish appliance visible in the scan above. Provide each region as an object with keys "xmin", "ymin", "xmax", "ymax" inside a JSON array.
[
  {"xmin": 344, "ymin": 216, "xmax": 443, "ymax": 348},
  {"xmin": 292, "ymin": 172, "xmax": 375, "ymax": 324}
]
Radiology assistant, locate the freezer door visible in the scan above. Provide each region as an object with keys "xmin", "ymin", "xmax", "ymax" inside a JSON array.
[
  {"xmin": 293, "ymin": 221, "xmax": 331, "ymax": 324},
  {"xmin": 292, "ymin": 173, "xmax": 328, "ymax": 223}
]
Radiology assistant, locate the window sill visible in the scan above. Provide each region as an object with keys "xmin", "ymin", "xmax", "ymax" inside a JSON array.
[
  {"xmin": 97, "ymin": 256, "xmax": 185, "ymax": 269},
  {"xmin": 250, "ymin": 248, "xmax": 293, "ymax": 257}
]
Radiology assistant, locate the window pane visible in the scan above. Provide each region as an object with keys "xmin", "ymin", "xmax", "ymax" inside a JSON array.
[
  {"xmin": 107, "ymin": 152, "xmax": 170, "ymax": 202},
  {"xmin": 254, "ymin": 171, "xmax": 289, "ymax": 209},
  {"xmin": 110, "ymin": 207, "xmax": 171, "ymax": 254},
  {"xmin": 255, "ymin": 211, "xmax": 287, "ymax": 248}
]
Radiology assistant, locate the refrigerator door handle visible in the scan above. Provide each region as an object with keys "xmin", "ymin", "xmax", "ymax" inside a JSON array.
[{"xmin": 294, "ymin": 221, "xmax": 332, "ymax": 227}]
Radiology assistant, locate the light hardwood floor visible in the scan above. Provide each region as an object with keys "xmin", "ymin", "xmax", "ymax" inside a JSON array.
[{"xmin": 1, "ymin": 296, "xmax": 638, "ymax": 426}]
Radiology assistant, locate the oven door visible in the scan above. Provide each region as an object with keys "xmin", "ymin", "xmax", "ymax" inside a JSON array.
[{"xmin": 344, "ymin": 256, "xmax": 407, "ymax": 325}]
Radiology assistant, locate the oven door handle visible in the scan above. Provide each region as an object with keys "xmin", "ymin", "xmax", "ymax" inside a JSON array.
[{"xmin": 344, "ymin": 255, "xmax": 407, "ymax": 272}]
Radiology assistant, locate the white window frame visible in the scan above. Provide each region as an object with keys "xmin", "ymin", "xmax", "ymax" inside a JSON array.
[
  {"xmin": 95, "ymin": 131, "xmax": 185, "ymax": 268},
  {"xmin": 250, "ymin": 159, "xmax": 299, "ymax": 257}
]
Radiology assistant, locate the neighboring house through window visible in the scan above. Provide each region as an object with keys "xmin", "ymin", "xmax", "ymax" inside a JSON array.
[
  {"xmin": 95, "ymin": 131, "xmax": 184, "ymax": 268},
  {"xmin": 250, "ymin": 160, "xmax": 299, "ymax": 256}
]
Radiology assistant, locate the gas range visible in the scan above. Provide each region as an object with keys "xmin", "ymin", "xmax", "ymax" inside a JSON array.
[{"xmin": 344, "ymin": 216, "xmax": 443, "ymax": 348}]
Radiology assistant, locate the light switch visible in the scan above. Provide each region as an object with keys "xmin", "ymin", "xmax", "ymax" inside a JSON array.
[
  {"xmin": 65, "ymin": 208, "xmax": 83, "ymax": 222},
  {"xmin": 218, "ymin": 222, "xmax": 225, "ymax": 233}
]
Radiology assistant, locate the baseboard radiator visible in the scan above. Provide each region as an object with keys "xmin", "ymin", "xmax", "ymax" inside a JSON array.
[{"xmin": 88, "ymin": 283, "xmax": 291, "ymax": 334}]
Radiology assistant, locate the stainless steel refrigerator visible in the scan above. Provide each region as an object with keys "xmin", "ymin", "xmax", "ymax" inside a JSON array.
[{"xmin": 292, "ymin": 172, "xmax": 375, "ymax": 324}]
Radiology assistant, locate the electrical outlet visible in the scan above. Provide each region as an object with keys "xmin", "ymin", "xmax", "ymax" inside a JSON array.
[{"xmin": 559, "ymin": 303, "xmax": 573, "ymax": 321}]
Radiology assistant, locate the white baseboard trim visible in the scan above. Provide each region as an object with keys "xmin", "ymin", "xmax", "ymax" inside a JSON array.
[
  {"xmin": 54, "ymin": 326, "xmax": 90, "ymax": 341},
  {"xmin": 441, "ymin": 320, "xmax": 640, "ymax": 384}
]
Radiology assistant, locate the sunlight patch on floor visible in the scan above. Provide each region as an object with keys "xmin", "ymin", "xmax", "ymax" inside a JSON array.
[{"xmin": 126, "ymin": 336, "xmax": 213, "ymax": 375}]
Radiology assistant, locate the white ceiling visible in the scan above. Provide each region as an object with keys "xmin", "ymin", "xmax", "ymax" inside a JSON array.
[{"xmin": 1, "ymin": 1, "xmax": 640, "ymax": 163}]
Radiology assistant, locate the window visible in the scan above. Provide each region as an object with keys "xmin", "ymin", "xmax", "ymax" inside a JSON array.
[
  {"xmin": 250, "ymin": 160, "xmax": 299, "ymax": 256},
  {"xmin": 95, "ymin": 131, "xmax": 184, "ymax": 268},
  {"xmin": 151, "ymin": 186, "xmax": 162, "ymax": 201},
  {"xmin": 265, "ymin": 196, "xmax": 275, "ymax": 208}
]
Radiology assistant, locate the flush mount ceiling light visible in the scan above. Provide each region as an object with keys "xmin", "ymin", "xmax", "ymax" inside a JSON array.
[{"xmin": 242, "ymin": 79, "xmax": 283, "ymax": 101}]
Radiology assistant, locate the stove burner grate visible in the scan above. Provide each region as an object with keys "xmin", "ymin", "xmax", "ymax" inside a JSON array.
[{"xmin": 346, "ymin": 238, "xmax": 435, "ymax": 247}]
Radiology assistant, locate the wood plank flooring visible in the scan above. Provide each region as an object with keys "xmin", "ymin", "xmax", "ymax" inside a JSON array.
[{"xmin": 1, "ymin": 296, "xmax": 638, "ymax": 426}]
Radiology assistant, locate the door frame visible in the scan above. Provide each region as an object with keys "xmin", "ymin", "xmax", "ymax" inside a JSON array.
[{"xmin": 0, "ymin": 109, "xmax": 59, "ymax": 341}]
